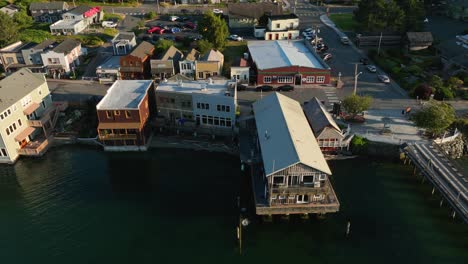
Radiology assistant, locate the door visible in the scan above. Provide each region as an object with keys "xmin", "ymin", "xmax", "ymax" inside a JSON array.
[
  {"xmin": 288, "ymin": 33, "xmax": 292, "ymax": 40},
  {"xmin": 275, "ymin": 34, "xmax": 279, "ymax": 40},
  {"xmin": 295, "ymin": 75, "xmax": 302, "ymax": 85},
  {"xmin": 268, "ymin": 34, "xmax": 272, "ymax": 40},
  {"xmin": 288, "ymin": 175, "xmax": 299, "ymax": 186}
]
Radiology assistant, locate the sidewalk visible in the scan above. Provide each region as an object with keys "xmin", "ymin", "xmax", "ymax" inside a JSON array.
[{"xmin": 350, "ymin": 109, "xmax": 424, "ymax": 145}]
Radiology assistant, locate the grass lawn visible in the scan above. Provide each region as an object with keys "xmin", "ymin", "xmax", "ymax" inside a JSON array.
[
  {"xmin": 221, "ymin": 41, "xmax": 247, "ymax": 77},
  {"xmin": 329, "ymin": 13, "xmax": 359, "ymax": 32}
]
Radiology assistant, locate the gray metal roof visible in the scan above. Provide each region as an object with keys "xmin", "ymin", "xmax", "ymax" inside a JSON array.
[
  {"xmin": 0, "ymin": 68, "xmax": 47, "ymax": 113},
  {"xmin": 129, "ymin": 41, "xmax": 154, "ymax": 60},
  {"xmin": 248, "ymin": 40, "xmax": 327, "ymax": 70},
  {"xmin": 97, "ymin": 56, "xmax": 121, "ymax": 70},
  {"xmin": 33, "ymin": 39, "xmax": 57, "ymax": 50},
  {"xmin": 67, "ymin": 5, "xmax": 91, "ymax": 16},
  {"xmin": 200, "ymin": 49, "xmax": 224, "ymax": 62},
  {"xmin": 52, "ymin": 38, "xmax": 81, "ymax": 54},
  {"xmin": 161, "ymin": 46, "xmax": 183, "ymax": 61},
  {"xmin": 303, "ymin": 97, "xmax": 341, "ymax": 135},
  {"xmin": 97, "ymin": 80, "xmax": 153, "ymax": 110},
  {"xmin": 253, "ymin": 93, "xmax": 332, "ymax": 176},
  {"xmin": 29, "ymin": 1, "xmax": 68, "ymax": 11}
]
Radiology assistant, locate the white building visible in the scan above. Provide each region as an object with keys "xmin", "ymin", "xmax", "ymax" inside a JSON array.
[
  {"xmin": 50, "ymin": 5, "xmax": 102, "ymax": 35},
  {"xmin": 230, "ymin": 57, "xmax": 250, "ymax": 83},
  {"xmin": 0, "ymin": 4, "xmax": 19, "ymax": 17},
  {"xmin": 179, "ymin": 48, "xmax": 200, "ymax": 78},
  {"xmin": 155, "ymin": 79, "xmax": 237, "ymax": 135},
  {"xmin": 111, "ymin": 32, "xmax": 137, "ymax": 55},
  {"xmin": 96, "ymin": 56, "xmax": 121, "ymax": 83},
  {"xmin": 255, "ymin": 14, "xmax": 300, "ymax": 40},
  {"xmin": 40, "ymin": 38, "xmax": 82, "ymax": 78},
  {"xmin": 0, "ymin": 69, "xmax": 58, "ymax": 164}
]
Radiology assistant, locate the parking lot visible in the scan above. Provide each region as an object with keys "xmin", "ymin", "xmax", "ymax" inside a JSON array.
[{"xmin": 141, "ymin": 15, "xmax": 203, "ymax": 43}]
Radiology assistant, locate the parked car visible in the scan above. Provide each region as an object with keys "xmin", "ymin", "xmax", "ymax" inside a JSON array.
[
  {"xmin": 322, "ymin": 53, "xmax": 332, "ymax": 61},
  {"xmin": 237, "ymin": 84, "xmax": 247, "ymax": 91},
  {"xmin": 102, "ymin": 21, "xmax": 117, "ymax": 28},
  {"xmin": 302, "ymin": 31, "xmax": 313, "ymax": 38},
  {"xmin": 378, "ymin": 74, "xmax": 390, "ymax": 83},
  {"xmin": 171, "ymin": 27, "xmax": 182, "ymax": 33},
  {"xmin": 213, "ymin": 9, "xmax": 223, "ymax": 14},
  {"xmin": 169, "ymin": 16, "xmax": 179, "ymax": 22},
  {"xmin": 277, "ymin": 85, "xmax": 294, "ymax": 91},
  {"xmin": 229, "ymin": 34, "xmax": 243, "ymax": 41},
  {"xmin": 340, "ymin": 36, "xmax": 350, "ymax": 45},
  {"xmin": 152, "ymin": 35, "xmax": 160, "ymax": 42},
  {"xmin": 184, "ymin": 22, "xmax": 197, "ymax": 29},
  {"xmin": 256, "ymin": 85, "xmax": 273, "ymax": 92},
  {"xmin": 304, "ymin": 28, "xmax": 313, "ymax": 33},
  {"xmin": 360, "ymin": 57, "xmax": 369, "ymax": 65},
  {"xmin": 367, "ymin": 65, "xmax": 377, "ymax": 73},
  {"xmin": 147, "ymin": 26, "xmax": 161, "ymax": 34},
  {"xmin": 175, "ymin": 35, "xmax": 185, "ymax": 42},
  {"xmin": 180, "ymin": 17, "xmax": 190, "ymax": 21}
]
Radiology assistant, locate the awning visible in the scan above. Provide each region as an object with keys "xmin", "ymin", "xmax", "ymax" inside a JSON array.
[
  {"xmin": 23, "ymin": 102, "xmax": 40, "ymax": 115},
  {"xmin": 15, "ymin": 127, "xmax": 35, "ymax": 142},
  {"xmin": 98, "ymin": 122, "xmax": 141, "ymax": 130}
]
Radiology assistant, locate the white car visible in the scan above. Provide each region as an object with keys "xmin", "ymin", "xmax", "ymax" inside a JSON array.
[
  {"xmin": 304, "ymin": 28, "xmax": 313, "ymax": 33},
  {"xmin": 229, "ymin": 34, "xmax": 243, "ymax": 41},
  {"xmin": 213, "ymin": 9, "xmax": 223, "ymax": 14},
  {"xmin": 367, "ymin": 65, "xmax": 377, "ymax": 73},
  {"xmin": 378, "ymin": 74, "xmax": 390, "ymax": 83},
  {"xmin": 170, "ymin": 16, "xmax": 179, "ymax": 22},
  {"xmin": 102, "ymin": 21, "xmax": 117, "ymax": 28}
]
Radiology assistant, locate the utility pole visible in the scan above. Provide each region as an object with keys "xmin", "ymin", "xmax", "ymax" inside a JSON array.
[
  {"xmin": 156, "ymin": 0, "xmax": 160, "ymax": 15},
  {"xmin": 377, "ymin": 32, "xmax": 383, "ymax": 56},
  {"xmin": 353, "ymin": 63, "xmax": 362, "ymax": 95}
]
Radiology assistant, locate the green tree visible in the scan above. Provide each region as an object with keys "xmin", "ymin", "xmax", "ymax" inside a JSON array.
[
  {"xmin": 446, "ymin": 76, "xmax": 463, "ymax": 90},
  {"xmin": 0, "ymin": 12, "xmax": 19, "ymax": 47},
  {"xmin": 258, "ymin": 13, "xmax": 270, "ymax": 27},
  {"xmin": 342, "ymin": 94, "xmax": 372, "ymax": 117},
  {"xmin": 396, "ymin": 0, "xmax": 425, "ymax": 31},
  {"xmin": 354, "ymin": 0, "xmax": 405, "ymax": 32},
  {"xmin": 198, "ymin": 11, "xmax": 229, "ymax": 50},
  {"xmin": 412, "ymin": 101, "xmax": 455, "ymax": 135},
  {"xmin": 154, "ymin": 39, "xmax": 174, "ymax": 53},
  {"xmin": 13, "ymin": 10, "xmax": 33, "ymax": 29},
  {"xmin": 145, "ymin": 11, "xmax": 156, "ymax": 20},
  {"xmin": 429, "ymin": 75, "xmax": 444, "ymax": 90},
  {"xmin": 19, "ymin": 29, "xmax": 52, "ymax": 43},
  {"xmin": 197, "ymin": 39, "xmax": 213, "ymax": 54}
]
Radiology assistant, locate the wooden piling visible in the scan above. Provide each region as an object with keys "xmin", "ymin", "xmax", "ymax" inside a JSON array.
[
  {"xmin": 440, "ymin": 199, "xmax": 444, "ymax": 207},
  {"xmin": 432, "ymin": 187, "xmax": 435, "ymax": 195}
]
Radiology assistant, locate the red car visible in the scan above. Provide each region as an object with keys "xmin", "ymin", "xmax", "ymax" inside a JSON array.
[
  {"xmin": 147, "ymin": 26, "xmax": 161, "ymax": 34},
  {"xmin": 184, "ymin": 22, "xmax": 197, "ymax": 30}
]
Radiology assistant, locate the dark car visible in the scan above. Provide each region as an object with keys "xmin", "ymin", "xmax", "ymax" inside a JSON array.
[
  {"xmin": 175, "ymin": 35, "xmax": 185, "ymax": 42},
  {"xmin": 237, "ymin": 84, "xmax": 247, "ymax": 91},
  {"xmin": 152, "ymin": 35, "xmax": 160, "ymax": 41},
  {"xmin": 277, "ymin": 85, "xmax": 294, "ymax": 91},
  {"xmin": 360, "ymin": 58, "xmax": 369, "ymax": 65},
  {"xmin": 142, "ymin": 35, "xmax": 150, "ymax": 41},
  {"xmin": 255, "ymin": 85, "xmax": 273, "ymax": 92}
]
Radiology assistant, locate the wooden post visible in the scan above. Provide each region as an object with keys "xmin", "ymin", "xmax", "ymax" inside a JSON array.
[
  {"xmin": 440, "ymin": 199, "xmax": 443, "ymax": 207},
  {"xmin": 346, "ymin": 221, "xmax": 351, "ymax": 237},
  {"xmin": 238, "ymin": 216, "xmax": 242, "ymax": 255},
  {"xmin": 431, "ymin": 187, "xmax": 435, "ymax": 195},
  {"xmin": 452, "ymin": 211, "xmax": 456, "ymax": 219}
]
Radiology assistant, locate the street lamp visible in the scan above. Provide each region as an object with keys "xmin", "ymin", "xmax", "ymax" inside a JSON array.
[{"xmin": 353, "ymin": 71, "xmax": 362, "ymax": 95}]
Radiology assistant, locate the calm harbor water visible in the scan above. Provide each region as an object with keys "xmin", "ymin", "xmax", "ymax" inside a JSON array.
[{"xmin": 0, "ymin": 146, "xmax": 467, "ymax": 264}]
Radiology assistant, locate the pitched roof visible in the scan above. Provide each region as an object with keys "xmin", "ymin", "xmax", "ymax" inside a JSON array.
[
  {"xmin": 0, "ymin": 41, "xmax": 35, "ymax": 53},
  {"xmin": 253, "ymin": 93, "xmax": 332, "ymax": 176},
  {"xmin": 185, "ymin": 48, "xmax": 200, "ymax": 61},
  {"xmin": 129, "ymin": 41, "xmax": 154, "ymax": 60},
  {"xmin": 33, "ymin": 39, "xmax": 57, "ymax": 50},
  {"xmin": 29, "ymin": 1, "xmax": 68, "ymax": 11},
  {"xmin": 161, "ymin": 46, "xmax": 183, "ymax": 61},
  {"xmin": 52, "ymin": 38, "xmax": 81, "ymax": 54},
  {"xmin": 228, "ymin": 2, "xmax": 282, "ymax": 19},
  {"xmin": 406, "ymin": 32, "xmax": 434, "ymax": 43},
  {"xmin": 67, "ymin": 5, "xmax": 92, "ymax": 15},
  {"xmin": 200, "ymin": 49, "xmax": 224, "ymax": 61},
  {"xmin": 0, "ymin": 68, "xmax": 47, "ymax": 113},
  {"xmin": 150, "ymin": 59, "xmax": 174, "ymax": 70},
  {"xmin": 303, "ymin": 97, "xmax": 341, "ymax": 135},
  {"xmin": 232, "ymin": 57, "xmax": 249, "ymax": 67},
  {"xmin": 167, "ymin": 73, "xmax": 192, "ymax": 81}
]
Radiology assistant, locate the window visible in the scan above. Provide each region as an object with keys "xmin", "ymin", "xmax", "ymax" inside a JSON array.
[
  {"xmin": 197, "ymin": 102, "xmax": 201, "ymax": 109},
  {"xmin": 306, "ymin": 76, "xmax": 315, "ymax": 83},
  {"xmin": 18, "ymin": 119, "xmax": 22, "ymax": 127},
  {"xmin": 7, "ymin": 109, "xmax": 11, "ymax": 115},
  {"xmin": 41, "ymin": 101, "xmax": 46, "ymax": 109},
  {"xmin": 170, "ymin": 98, "xmax": 175, "ymax": 104},
  {"xmin": 13, "ymin": 124, "xmax": 16, "ymax": 130},
  {"xmin": 303, "ymin": 175, "xmax": 314, "ymax": 184},
  {"xmin": 207, "ymin": 116, "xmax": 213, "ymax": 125},
  {"xmin": 6, "ymin": 129, "xmax": 9, "ymax": 135},
  {"xmin": 217, "ymin": 105, "xmax": 221, "ymax": 111},
  {"xmin": 1, "ymin": 149, "xmax": 6, "ymax": 157},
  {"xmin": 206, "ymin": 104, "xmax": 209, "ymax": 110},
  {"xmin": 125, "ymin": 111, "xmax": 132, "ymax": 119},
  {"xmin": 319, "ymin": 174, "xmax": 326, "ymax": 181},
  {"xmin": 6, "ymin": 57, "xmax": 13, "ymax": 64},
  {"xmin": 226, "ymin": 106, "xmax": 230, "ymax": 112},
  {"xmin": 316, "ymin": 76, "xmax": 325, "ymax": 83},
  {"xmin": 273, "ymin": 176, "xmax": 285, "ymax": 185},
  {"xmin": 114, "ymin": 110, "xmax": 120, "ymax": 116},
  {"xmin": 0, "ymin": 114, "xmax": 3, "ymax": 119},
  {"xmin": 202, "ymin": 115, "xmax": 207, "ymax": 124},
  {"xmin": 220, "ymin": 117, "xmax": 225, "ymax": 127},
  {"xmin": 214, "ymin": 118, "xmax": 219, "ymax": 126},
  {"xmin": 297, "ymin": 195, "xmax": 309, "ymax": 203},
  {"xmin": 276, "ymin": 23, "xmax": 280, "ymax": 28},
  {"xmin": 264, "ymin": 76, "xmax": 272, "ymax": 83},
  {"xmin": 106, "ymin": 111, "xmax": 112, "ymax": 119},
  {"xmin": 226, "ymin": 118, "xmax": 232, "ymax": 127},
  {"xmin": 198, "ymin": 72, "xmax": 204, "ymax": 79},
  {"xmin": 278, "ymin": 76, "xmax": 293, "ymax": 83}
]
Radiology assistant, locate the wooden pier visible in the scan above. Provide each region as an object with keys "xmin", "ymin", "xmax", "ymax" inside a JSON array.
[{"xmin": 402, "ymin": 142, "xmax": 468, "ymax": 223}]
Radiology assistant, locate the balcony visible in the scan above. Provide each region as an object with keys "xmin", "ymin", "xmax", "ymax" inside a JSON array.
[
  {"xmin": 99, "ymin": 133, "xmax": 138, "ymax": 140},
  {"xmin": 27, "ymin": 105, "xmax": 56, "ymax": 127},
  {"xmin": 271, "ymin": 184, "xmax": 329, "ymax": 195},
  {"xmin": 17, "ymin": 136, "xmax": 53, "ymax": 157}
]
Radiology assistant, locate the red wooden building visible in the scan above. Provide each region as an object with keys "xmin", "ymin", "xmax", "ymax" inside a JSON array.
[
  {"xmin": 248, "ymin": 40, "xmax": 331, "ymax": 87},
  {"xmin": 96, "ymin": 80, "xmax": 154, "ymax": 151},
  {"xmin": 119, "ymin": 41, "xmax": 155, "ymax": 80}
]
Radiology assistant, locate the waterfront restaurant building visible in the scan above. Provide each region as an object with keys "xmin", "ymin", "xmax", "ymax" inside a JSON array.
[
  {"xmin": 252, "ymin": 93, "xmax": 339, "ymax": 215},
  {"xmin": 0, "ymin": 69, "xmax": 59, "ymax": 164},
  {"xmin": 155, "ymin": 79, "xmax": 237, "ymax": 135},
  {"xmin": 248, "ymin": 40, "xmax": 331, "ymax": 87},
  {"xmin": 303, "ymin": 97, "xmax": 353, "ymax": 152},
  {"xmin": 96, "ymin": 80, "xmax": 154, "ymax": 151}
]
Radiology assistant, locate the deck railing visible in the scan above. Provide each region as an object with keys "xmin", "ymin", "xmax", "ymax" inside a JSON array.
[
  {"xmin": 99, "ymin": 134, "xmax": 138, "ymax": 140},
  {"xmin": 17, "ymin": 137, "xmax": 53, "ymax": 156}
]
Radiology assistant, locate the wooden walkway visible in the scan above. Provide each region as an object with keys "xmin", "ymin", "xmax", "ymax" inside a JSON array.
[{"xmin": 403, "ymin": 142, "xmax": 468, "ymax": 223}]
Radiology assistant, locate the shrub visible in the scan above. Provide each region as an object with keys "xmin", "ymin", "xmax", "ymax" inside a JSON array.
[
  {"xmin": 434, "ymin": 86, "xmax": 454, "ymax": 100},
  {"xmin": 146, "ymin": 11, "xmax": 156, "ymax": 20},
  {"xmin": 414, "ymin": 83, "xmax": 433, "ymax": 99},
  {"xmin": 391, "ymin": 66, "xmax": 401, "ymax": 75},
  {"xmin": 406, "ymin": 65, "xmax": 423, "ymax": 76},
  {"xmin": 351, "ymin": 135, "xmax": 368, "ymax": 154}
]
